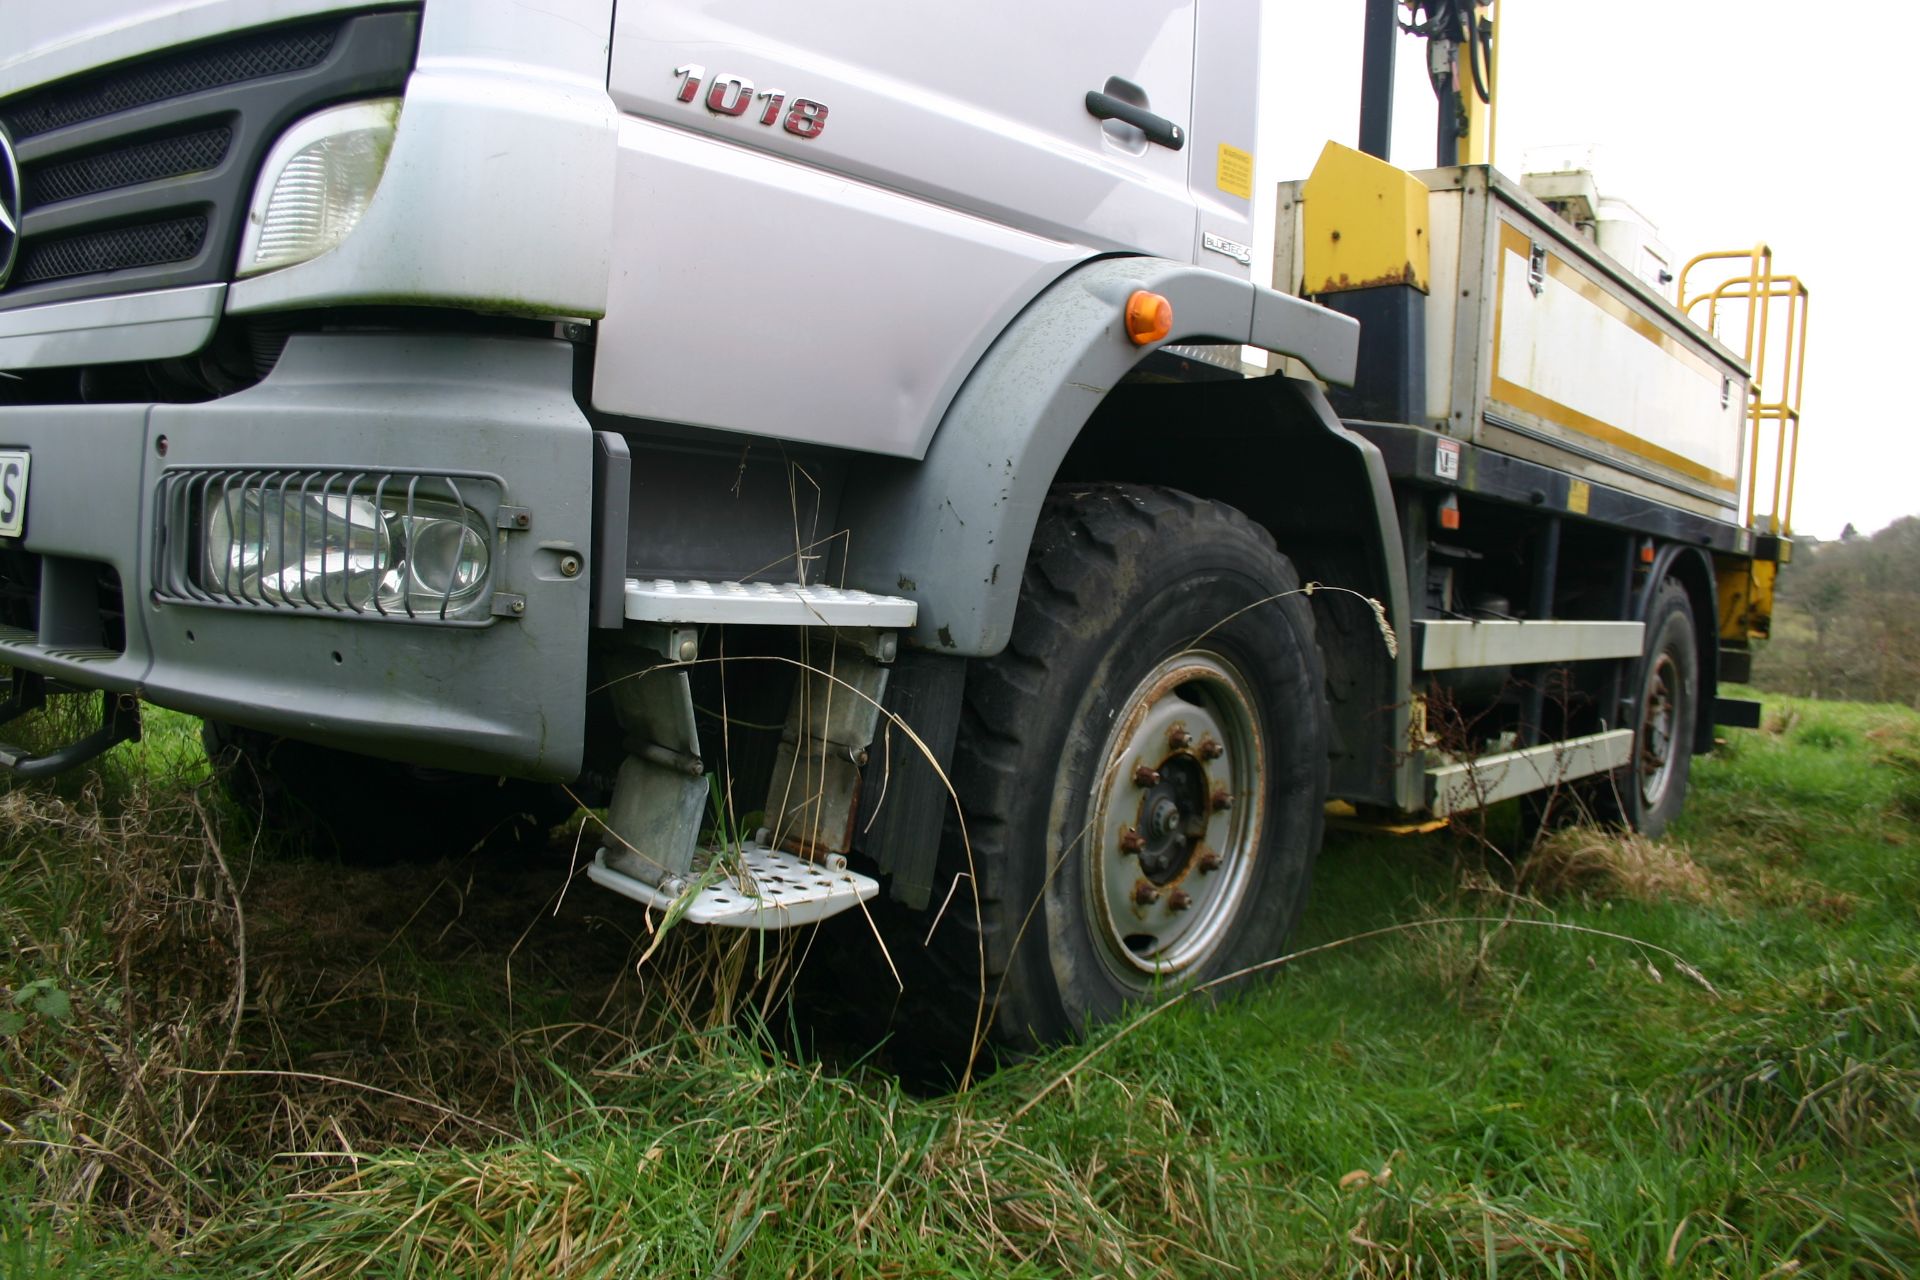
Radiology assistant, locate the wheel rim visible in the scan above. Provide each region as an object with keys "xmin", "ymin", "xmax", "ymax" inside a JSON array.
[
  {"xmin": 1085, "ymin": 650, "xmax": 1265, "ymax": 987},
  {"xmin": 1638, "ymin": 652, "xmax": 1678, "ymax": 806}
]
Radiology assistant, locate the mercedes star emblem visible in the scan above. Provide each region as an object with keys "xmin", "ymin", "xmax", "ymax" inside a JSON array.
[{"xmin": 0, "ymin": 126, "xmax": 20, "ymax": 290}]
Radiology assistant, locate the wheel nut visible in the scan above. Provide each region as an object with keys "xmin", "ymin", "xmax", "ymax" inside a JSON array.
[
  {"xmin": 1211, "ymin": 784, "xmax": 1233, "ymax": 811},
  {"xmin": 1168, "ymin": 725, "xmax": 1193, "ymax": 749},
  {"xmin": 1133, "ymin": 881, "xmax": 1160, "ymax": 906},
  {"xmin": 1197, "ymin": 848, "xmax": 1223, "ymax": 873},
  {"xmin": 1132, "ymin": 764, "xmax": 1161, "ymax": 787},
  {"xmin": 1198, "ymin": 737, "xmax": 1224, "ymax": 760},
  {"xmin": 1118, "ymin": 828, "xmax": 1146, "ymax": 854},
  {"xmin": 1167, "ymin": 888, "xmax": 1193, "ymax": 911}
]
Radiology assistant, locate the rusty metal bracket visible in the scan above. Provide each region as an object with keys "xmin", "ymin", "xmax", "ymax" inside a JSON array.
[{"xmin": 0, "ymin": 683, "xmax": 142, "ymax": 779}]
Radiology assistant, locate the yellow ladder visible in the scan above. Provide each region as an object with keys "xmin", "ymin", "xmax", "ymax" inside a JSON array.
[{"xmin": 1676, "ymin": 245, "xmax": 1810, "ymax": 536}]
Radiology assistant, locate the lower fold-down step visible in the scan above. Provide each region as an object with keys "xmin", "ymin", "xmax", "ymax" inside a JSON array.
[
  {"xmin": 1426, "ymin": 728, "xmax": 1635, "ymax": 819},
  {"xmin": 588, "ymin": 841, "xmax": 880, "ymax": 929}
]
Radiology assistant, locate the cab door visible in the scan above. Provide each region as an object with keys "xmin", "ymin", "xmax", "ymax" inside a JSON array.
[
  {"xmin": 595, "ymin": 3, "xmax": 1200, "ymax": 456},
  {"xmin": 605, "ymin": 1, "xmax": 1198, "ymax": 258}
]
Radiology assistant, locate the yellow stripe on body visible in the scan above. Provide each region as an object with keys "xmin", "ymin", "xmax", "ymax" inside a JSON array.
[{"xmin": 1489, "ymin": 223, "xmax": 1739, "ymax": 494}]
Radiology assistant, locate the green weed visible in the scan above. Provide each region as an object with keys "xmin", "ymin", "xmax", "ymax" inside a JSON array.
[
  {"xmin": 1675, "ymin": 960, "xmax": 1920, "ymax": 1156},
  {"xmin": 1793, "ymin": 721, "xmax": 1858, "ymax": 752},
  {"xmin": 2, "ymin": 695, "xmax": 1918, "ymax": 1276}
]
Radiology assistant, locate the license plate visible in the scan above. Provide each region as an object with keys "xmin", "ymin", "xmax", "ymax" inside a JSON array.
[{"xmin": 0, "ymin": 450, "xmax": 29, "ymax": 539}]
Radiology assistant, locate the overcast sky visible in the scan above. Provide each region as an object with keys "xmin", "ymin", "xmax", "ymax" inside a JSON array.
[{"xmin": 1257, "ymin": 1, "xmax": 1882, "ymax": 540}]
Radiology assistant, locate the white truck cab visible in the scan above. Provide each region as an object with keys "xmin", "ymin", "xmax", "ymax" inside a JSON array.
[{"xmin": 0, "ymin": 1, "xmax": 1785, "ymax": 1066}]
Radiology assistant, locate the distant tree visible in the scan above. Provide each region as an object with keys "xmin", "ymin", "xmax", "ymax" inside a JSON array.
[
  {"xmin": 1804, "ymin": 573, "xmax": 1846, "ymax": 696},
  {"xmin": 1754, "ymin": 516, "xmax": 1920, "ymax": 704}
]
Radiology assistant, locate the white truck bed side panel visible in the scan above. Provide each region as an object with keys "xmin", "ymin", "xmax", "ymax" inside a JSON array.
[
  {"xmin": 1490, "ymin": 228, "xmax": 1745, "ymax": 498},
  {"xmin": 1403, "ymin": 167, "xmax": 1751, "ymax": 517},
  {"xmin": 592, "ymin": 118, "xmax": 1084, "ymax": 458}
]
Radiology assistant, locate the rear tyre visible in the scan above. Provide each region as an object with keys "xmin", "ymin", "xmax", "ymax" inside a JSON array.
[
  {"xmin": 1610, "ymin": 579, "xmax": 1698, "ymax": 837},
  {"xmin": 896, "ymin": 484, "xmax": 1329, "ymax": 1065},
  {"xmin": 202, "ymin": 720, "xmax": 570, "ymax": 862}
]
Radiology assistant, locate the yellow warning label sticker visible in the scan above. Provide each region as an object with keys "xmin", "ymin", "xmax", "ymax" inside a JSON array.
[
  {"xmin": 1567, "ymin": 479, "xmax": 1591, "ymax": 515},
  {"xmin": 1216, "ymin": 144, "xmax": 1254, "ymax": 199}
]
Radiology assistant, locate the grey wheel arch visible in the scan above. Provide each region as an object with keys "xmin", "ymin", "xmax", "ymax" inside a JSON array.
[{"xmin": 841, "ymin": 256, "xmax": 1361, "ymax": 658}]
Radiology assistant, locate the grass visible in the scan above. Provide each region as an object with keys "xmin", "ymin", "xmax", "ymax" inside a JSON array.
[{"xmin": 3, "ymin": 691, "xmax": 1918, "ymax": 1276}]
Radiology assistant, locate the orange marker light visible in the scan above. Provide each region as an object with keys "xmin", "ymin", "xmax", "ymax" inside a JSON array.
[
  {"xmin": 1125, "ymin": 290, "xmax": 1173, "ymax": 345},
  {"xmin": 1640, "ymin": 541, "xmax": 1656, "ymax": 564},
  {"xmin": 1438, "ymin": 494, "xmax": 1461, "ymax": 530}
]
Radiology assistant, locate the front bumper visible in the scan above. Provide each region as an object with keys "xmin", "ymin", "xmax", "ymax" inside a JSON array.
[{"xmin": 0, "ymin": 333, "xmax": 593, "ymax": 778}]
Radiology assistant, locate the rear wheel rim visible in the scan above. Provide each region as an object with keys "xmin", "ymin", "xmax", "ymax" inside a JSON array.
[
  {"xmin": 1085, "ymin": 650, "xmax": 1265, "ymax": 988},
  {"xmin": 1638, "ymin": 651, "xmax": 1678, "ymax": 807}
]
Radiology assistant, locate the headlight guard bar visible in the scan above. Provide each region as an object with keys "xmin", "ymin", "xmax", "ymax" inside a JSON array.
[{"xmin": 150, "ymin": 464, "xmax": 512, "ymax": 626}]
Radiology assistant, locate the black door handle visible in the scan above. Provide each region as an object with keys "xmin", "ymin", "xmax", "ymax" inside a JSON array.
[{"xmin": 1085, "ymin": 90, "xmax": 1184, "ymax": 151}]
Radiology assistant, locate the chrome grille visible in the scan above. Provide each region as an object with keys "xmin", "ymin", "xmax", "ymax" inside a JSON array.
[
  {"xmin": 152, "ymin": 466, "xmax": 506, "ymax": 625},
  {"xmin": 0, "ymin": 10, "xmax": 419, "ymax": 310},
  {"xmin": 26, "ymin": 126, "xmax": 232, "ymax": 209},
  {"xmin": 14, "ymin": 215, "xmax": 207, "ymax": 286},
  {"xmin": 3, "ymin": 26, "xmax": 336, "ymax": 140}
]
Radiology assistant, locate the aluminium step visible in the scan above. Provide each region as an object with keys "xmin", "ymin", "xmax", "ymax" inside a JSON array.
[
  {"xmin": 1418, "ymin": 619, "xmax": 1645, "ymax": 670},
  {"xmin": 1426, "ymin": 728, "xmax": 1634, "ymax": 818},
  {"xmin": 588, "ymin": 841, "xmax": 880, "ymax": 929},
  {"xmin": 624, "ymin": 578, "xmax": 918, "ymax": 628}
]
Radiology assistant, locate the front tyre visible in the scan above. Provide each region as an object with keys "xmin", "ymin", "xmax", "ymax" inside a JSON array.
[{"xmin": 910, "ymin": 485, "xmax": 1329, "ymax": 1059}]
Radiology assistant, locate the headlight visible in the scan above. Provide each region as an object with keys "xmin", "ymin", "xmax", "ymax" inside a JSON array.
[
  {"xmin": 237, "ymin": 99, "xmax": 400, "ymax": 275},
  {"xmin": 400, "ymin": 511, "xmax": 490, "ymax": 606},
  {"xmin": 379, "ymin": 500, "xmax": 492, "ymax": 617},
  {"xmin": 203, "ymin": 483, "xmax": 493, "ymax": 620},
  {"xmin": 206, "ymin": 487, "xmax": 390, "ymax": 610}
]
